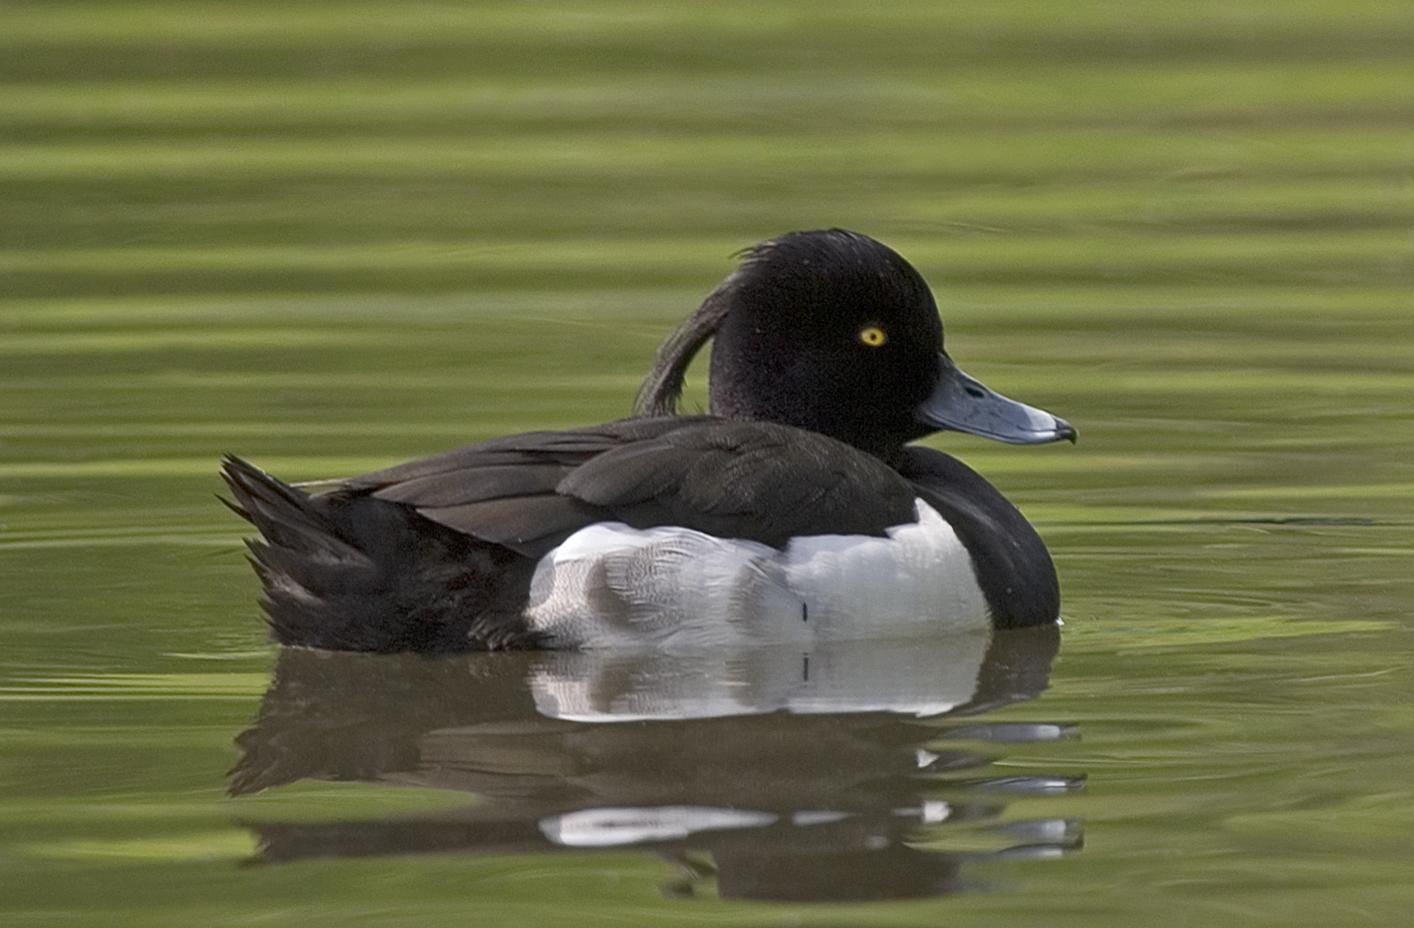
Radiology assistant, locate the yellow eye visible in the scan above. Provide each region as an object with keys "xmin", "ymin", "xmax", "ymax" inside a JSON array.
[{"xmin": 858, "ymin": 325, "xmax": 888, "ymax": 347}]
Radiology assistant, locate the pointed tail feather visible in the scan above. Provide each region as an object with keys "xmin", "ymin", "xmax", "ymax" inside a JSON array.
[{"xmin": 221, "ymin": 456, "xmax": 537, "ymax": 651}]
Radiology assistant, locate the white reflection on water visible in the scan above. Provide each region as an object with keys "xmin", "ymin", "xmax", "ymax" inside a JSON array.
[{"xmin": 231, "ymin": 626, "xmax": 1083, "ymax": 902}]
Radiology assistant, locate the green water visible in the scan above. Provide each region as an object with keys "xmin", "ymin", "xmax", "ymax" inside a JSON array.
[{"xmin": 4, "ymin": 1, "xmax": 1414, "ymax": 924}]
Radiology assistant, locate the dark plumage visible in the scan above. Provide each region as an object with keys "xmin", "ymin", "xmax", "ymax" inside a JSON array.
[
  {"xmin": 223, "ymin": 455, "xmax": 535, "ymax": 651},
  {"xmin": 222, "ymin": 229, "xmax": 1075, "ymax": 651}
]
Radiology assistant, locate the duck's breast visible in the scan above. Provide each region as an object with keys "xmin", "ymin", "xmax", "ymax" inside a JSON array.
[{"xmin": 523, "ymin": 500, "xmax": 989, "ymax": 648}]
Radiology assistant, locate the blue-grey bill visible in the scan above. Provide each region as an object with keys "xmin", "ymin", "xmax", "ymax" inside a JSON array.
[{"xmin": 917, "ymin": 356, "xmax": 1076, "ymax": 445}]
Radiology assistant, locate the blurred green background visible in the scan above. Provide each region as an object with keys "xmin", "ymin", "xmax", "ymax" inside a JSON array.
[{"xmin": 3, "ymin": 1, "xmax": 1413, "ymax": 926}]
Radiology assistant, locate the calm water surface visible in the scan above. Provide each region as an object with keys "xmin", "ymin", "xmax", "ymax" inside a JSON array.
[{"xmin": 3, "ymin": 2, "xmax": 1413, "ymax": 925}]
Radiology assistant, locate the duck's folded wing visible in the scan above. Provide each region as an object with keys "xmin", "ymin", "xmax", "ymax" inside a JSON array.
[{"xmin": 339, "ymin": 417, "xmax": 917, "ymax": 557}]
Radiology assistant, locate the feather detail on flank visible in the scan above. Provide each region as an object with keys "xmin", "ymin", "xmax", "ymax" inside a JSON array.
[{"xmin": 523, "ymin": 500, "xmax": 989, "ymax": 649}]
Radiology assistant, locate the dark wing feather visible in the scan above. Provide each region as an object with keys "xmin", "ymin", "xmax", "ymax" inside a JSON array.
[
  {"xmin": 345, "ymin": 419, "xmax": 685, "ymax": 490},
  {"xmin": 373, "ymin": 463, "xmax": 574, "ymax": 508},
  {"xmin": 336, "ymin": 417, "xmax": 917, "ymax": 556},
  {"xmin": 425, "ymin": 495, "xmax": 603, "ymax": 555},
  {"xmin": 561, "ymin": 421, "xmax": 917, "ymax": 546}
]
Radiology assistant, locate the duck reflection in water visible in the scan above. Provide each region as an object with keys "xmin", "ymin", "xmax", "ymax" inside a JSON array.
[{"xmin": 230, "ymin": 626, "xmax": 1082, "ymax": 902}]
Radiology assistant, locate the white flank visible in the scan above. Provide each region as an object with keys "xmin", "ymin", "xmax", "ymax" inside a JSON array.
[{"xmin": 522, "ymin": 499, "xmax": 989, "ymax": 649}]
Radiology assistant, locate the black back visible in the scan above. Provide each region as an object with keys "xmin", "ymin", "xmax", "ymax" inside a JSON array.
[{"xmin": 345, "ymin": 416, "xmax": 919, "ymax": 556}]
